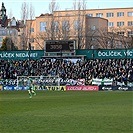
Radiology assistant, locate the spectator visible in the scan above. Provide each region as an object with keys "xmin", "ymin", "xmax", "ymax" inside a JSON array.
[{"xmin": 0, "ymin": 58, "xmax": 132, "ymax": 85}]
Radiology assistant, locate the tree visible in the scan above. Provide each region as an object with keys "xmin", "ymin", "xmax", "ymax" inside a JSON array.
[
  {"xmin": 8, "ymin": 8, "xmax": 13, "ymax": 19},
  {"xmin": 49, "ymin": 0, "xmax": 59, "ymax": 40},
  {"xmin": 20, "ymin": 2, "xmax": 29, "ymax": 50},
  {"xmin": 35, "ymin": 0, "xmax": 60, "ymax": 49},
  {"xmin": 0, "ymin": 38, "xmax": 7, "ymax": 50},
  {"xmin": 73, "ymin": 0, "xmax": 87, "ymax": 49},
  {"xmin": 0, "ymin": 37, "xmax": 18, "ymax": 51},
  {"xmin": 26, "ymin": 3, "xmax": 35, "ymax": 50},
  {"xmin": 20, "ymin": 2, "xmax": 35, "ymax": 50},
  {"xmin": 108, "ymin": 27, "xmax": 132, "ymax": 49}
]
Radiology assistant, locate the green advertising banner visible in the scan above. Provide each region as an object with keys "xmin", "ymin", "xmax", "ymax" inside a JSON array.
[
  {"xmin": 94, "ymin": 49, "xmax": 133, "ymax": 59},
  {"xmin": 0, "ymin": 49, "xmax": 133, "ymax": 60},
  {"xmin": 76, "ymin": 49, "xmax": 133, "ymax": 59},
  {"xmin": 0, "ymin": 50, "xmax": 44, "ymax": 60},
  {"xmin": 76, "ymin": 49, "xmax": 93, "ymax": 59}
]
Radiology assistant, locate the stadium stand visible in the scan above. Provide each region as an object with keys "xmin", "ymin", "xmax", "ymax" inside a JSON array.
[{"xmin": 0, "ymin": 58, "xmax": 133, "ymax": 86}]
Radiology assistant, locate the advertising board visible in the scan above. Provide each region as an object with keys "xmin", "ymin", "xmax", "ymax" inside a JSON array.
[{"xmin": 66, "ymin": 86, "xmax": 99, "ymax": 91}]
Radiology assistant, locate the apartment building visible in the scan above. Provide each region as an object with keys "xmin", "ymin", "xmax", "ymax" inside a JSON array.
[
  {"xmin": 26, "ymin": 7, "xmax": 133, "ymax": 50},
  {"xmin": 27, "ymin": 13, "xmax": 108, "ymax": 50},
  {"xmin": 56, "ymin": 7, "xmax": 133, "ymax": 36}
]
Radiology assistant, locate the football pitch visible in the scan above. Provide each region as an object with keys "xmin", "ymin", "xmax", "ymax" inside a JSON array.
[{"xmin": 0, "ymin": 90, "xmax": 133, "ymax": 133}]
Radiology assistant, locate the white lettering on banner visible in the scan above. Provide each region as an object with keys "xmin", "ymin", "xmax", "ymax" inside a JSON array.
[
  {"xmin": 16, "ymin": 52, "xmax": 38, "ymax": 58},
  {"xmin": 0, "ymin": 53, "xmax": 14, "ymax": 58},
  {"xmin": 16, "ymin": 52, "xmax": 29, "ymax": 58},
  {"xmin": 30, "ymin": 53, "xmax": 38, "ymax": 57},
  {"xmin": 102, "ymin": 87, "xmax": 112, "ymax": 90},
  {"xmin": 14, "ymin": 87, "xmax": 17, "ymax": 90},
  {"xmin": 82, "ymin": 86, "xmax": 97, "ymax": 90},
  {"xmin": 124, "ymin": 50, "xmax": 133, "ymax": 56},
  {"xmin": 3, "ymin": 86, "xmax": 13, "ymax": 90},
  {"xmin": 68, "ymin": 86, "xmax": 82, "ymax": 90},
  {"xmin": 118, "ymin": 87, "xmax": 128, "ymax": 91},
  {"xmin": 14, "ymin": 86, "xmax": 22, "ymax": 90},
  {"xmin": 98, "ymin": 51, "xmax": 122, "ymax": 57}
]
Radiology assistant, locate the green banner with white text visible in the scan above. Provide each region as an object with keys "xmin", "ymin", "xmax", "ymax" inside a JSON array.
[
  {"xmin": 76, "ymin": 49, "xmax": 133, "ymax": 59},
  {"xmin": 0, "ymin": 50, "xmax": 44, "ymax": 60},
  {"xmin": 0, "ymin": 49, "xmax": 133, "ymax": 60}
]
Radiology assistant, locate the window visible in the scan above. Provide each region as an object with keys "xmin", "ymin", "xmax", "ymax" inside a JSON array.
[
  {"xmin": 91, "ymin": 25, "xmax": 96, "ymax": 30},
  {"xmin": 66, "ymin": 14, "xmax": 73, "ymax": 16},
  {"xmin": 128, "ymin": 12, "xmax": 133, "ymax": 16},
  {"xmin": 128, "ymin": 31, "xmax": 133, "ymax": 37},
  {"xmin": 128, "ymin": 21, "xmax": 133, "ymax": 26},
  {"xmin": 87, "ymin": 14, "xmax": 93, "ymax": 17},
  {"xmin": 40, "ymin": 22, "xmax": 47, "ymax": 32},
  {"xmin": 108, "ymin": 22, "xmax": 114, "ymax": 27},
  {"xmin": 62, "ymin": 20, "xmax": 70, "ymax": 31},
  {"xmin": 96, "ymin": 13, "xmax": 103, "ymax": 17},
  {"xmin": 3, "ymin": 30, "xmax": 6, "ymax": 35},
  {"xmin": 0, "ymin": 37, "xmax": 3, "ymax": 42},
  {"xmin": 51, "ymin": 21, "xmax": 54, "ymax": 32},
  {"xmin": 117, "ymin": 12, "xmax": 124, "ymax": 17},
  {"xmin": 106, "ymin": 13, "xmax": 114, "ymax": 17},
  {"xmin": 74, "ymin": 20, "xmax": 80, "ymax": 30},
  {"xmin": 54, "ymin": 21, "xmax": 59, "ymax": 32},
  {"xmin": 0, "ymin": 30, "xmax": 6, "ymax": 35},
  {"xmin": 51, "ymin": 21, "xmax": 59, "ymax": 32},
  {"xmin": 10, "ymin": 30, "xmax": 13, "ymax": 34},
  {"xmin": 30, "ymin": 38, "xmax": 34, "ymax": 43},
  {"xmin": 117, "ymin": 22, "xmax": 124, "ymax": 26},
  {"xmin": 7, "ymin": 29, "xmax": 18, "ymax": 36},
  {"xmin": 0, "ymin": 37, "xmax": 2, "ymax": 48},
  {"xmin": 30, "ymin": 28, "xmax": 34, "ymax": 32}
]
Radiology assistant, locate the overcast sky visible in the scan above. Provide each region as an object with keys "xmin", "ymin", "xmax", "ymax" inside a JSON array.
[{"xmin": 3, "ymin": 0, "xmax": 133, "ymax": 20}]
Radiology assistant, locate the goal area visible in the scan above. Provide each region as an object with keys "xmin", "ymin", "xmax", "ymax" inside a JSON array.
[{"xmin": 17, "ymin": 75, "xmax": 61, "ymax": 90}]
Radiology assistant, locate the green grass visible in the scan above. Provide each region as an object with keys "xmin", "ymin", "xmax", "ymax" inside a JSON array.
[{"xmin": 0, "ymin": 91, "xmax": 133, "ymax": 133}]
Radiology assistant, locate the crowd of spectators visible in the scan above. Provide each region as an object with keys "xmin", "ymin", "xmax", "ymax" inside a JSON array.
[{"xmin": 0, "ymin": 58, "xmax": 133, "ymax": 85}]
